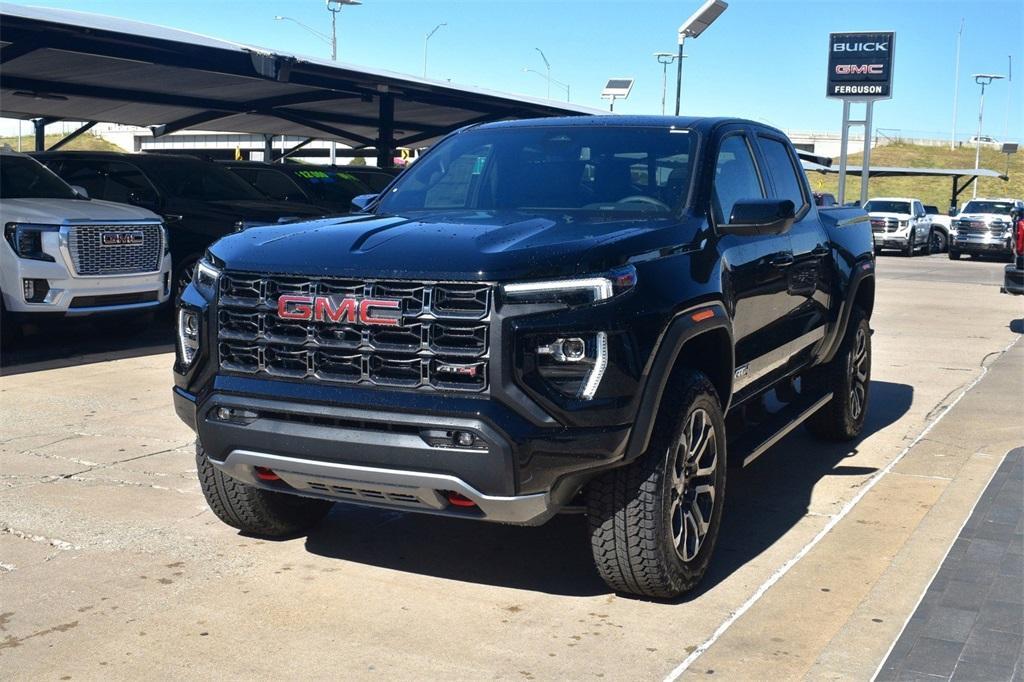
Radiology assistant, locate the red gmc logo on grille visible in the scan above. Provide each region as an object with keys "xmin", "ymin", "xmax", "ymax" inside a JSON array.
[{"xmin": 277, "ymin": 295, "xmax": 401, "ymax": 326}]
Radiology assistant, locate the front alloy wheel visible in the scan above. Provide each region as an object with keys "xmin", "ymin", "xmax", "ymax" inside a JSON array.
[
  {"xmin": 670, "ymin": 408, "xmax": 718, "ymax": 562},
  {"xmin": 848, "ymin": 324, "xmax": 869, "ymax": 421}
]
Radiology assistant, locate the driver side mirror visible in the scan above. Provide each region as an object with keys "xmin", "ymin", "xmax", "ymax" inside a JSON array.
[
  {"xmin": 720, "ymin": 199, "xmax": 796, "ymax": 236},
  {"xmin": 350, "ymin": 193, "xmax": 378, "ymax": 212}
]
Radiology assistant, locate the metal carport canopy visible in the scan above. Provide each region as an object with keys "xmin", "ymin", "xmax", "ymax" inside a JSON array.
[
  {"xmin": 802, "ymin": 161, "xmax": 1009, "ymax": 212},
  {"xmin": 0, "ymin": 3, "xmax": 603, "ymax": 165}
]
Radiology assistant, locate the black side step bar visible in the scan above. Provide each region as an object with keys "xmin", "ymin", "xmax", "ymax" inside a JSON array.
[{"xmin": 730, "ymin": 391, "xmax": 835, "ymax": 468}]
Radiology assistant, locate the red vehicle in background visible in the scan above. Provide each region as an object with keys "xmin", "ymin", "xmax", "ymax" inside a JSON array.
[{"xmin": 1002, "ymin": 209, "xmax": 1024, "ymax": 295}]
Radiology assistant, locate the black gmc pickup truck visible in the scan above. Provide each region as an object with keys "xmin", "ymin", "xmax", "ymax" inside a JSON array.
[{"xmin": 173, "ymin": 116, "xmax": 874, "ymax": 598}]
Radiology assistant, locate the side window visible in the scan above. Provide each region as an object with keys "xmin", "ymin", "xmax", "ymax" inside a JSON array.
[
  {"xmin": 712, "ymin": 134, "xmax": 765, "ymax": 224},
  {"xmin": 253, "ymin": 170, "xmax": 300, "ymax": 201},
  {"xmin": 102, "ymin": 162, "xmax": 157, "ymax": 204},
  {"xmin": 55, "ymin": 161, "xmax": 107, "ymax": 199},
  {"xmin": 758, "ymin": 136, "xmax": 807, "ymax": 213}
]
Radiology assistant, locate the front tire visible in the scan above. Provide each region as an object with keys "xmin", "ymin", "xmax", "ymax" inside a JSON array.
[
  {"xmin": 805, "ymin": 308, "xmax": 871, "ymax": 441},
  {"xmin": 196, "ymin": 442, "xmax": 333, "ymax": 537},
  {"xmin": 586, "ymin": 369, "xmax": 726, "ymax": 599},
  {"xmin": 903, "ymin": 231, "xmax": 915, "ymax": 257}
]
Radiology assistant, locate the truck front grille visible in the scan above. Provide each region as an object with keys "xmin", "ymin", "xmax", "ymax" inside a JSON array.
[
  {"xmin": 68, "ymin": 224, "xmax": 163, "ymax": 275},
  {"xmin": 870, "ymin": 218, "xmax": 899, "ymax": 233},
  {"xmin": 217, "ymin": 272, "xmax": 492, "ymax": 393}
]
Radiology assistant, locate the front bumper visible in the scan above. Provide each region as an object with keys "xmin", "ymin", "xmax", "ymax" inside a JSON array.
[
  {"xmin": 1, "ymin": 248, "xmax": 171, "ymax": 315},
  {"xmin": 1002, "ymin": 262, "xmax": 1024, "ymax": 295},
  {"xmin": 174, "ymin": 384, "xmax": 631, "ymax": 525},
  {"xmin": 952, "ymin": 234, "xmax": 1013, "ymax": 255},
  {"xmin": 872, "ymin": 232, "xmax": 909, "ymax": 249}
]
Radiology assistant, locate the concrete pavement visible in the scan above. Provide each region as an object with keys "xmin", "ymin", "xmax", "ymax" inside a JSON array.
[{"xmin": 1, "ymin": 254, "xmax": 1022, "ymax": 680}]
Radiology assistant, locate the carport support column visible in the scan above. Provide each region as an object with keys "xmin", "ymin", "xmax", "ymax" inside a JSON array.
[
  {"xmin": 33, "ymin": 118, "xmax": 47, "ymax": 152},
  {"xmin": 263, "ymin": 134, "xmax": 274, "ymax": 163},
  {"xmin": 376, "ymin": 93, "xmax": 395, "ymax": 169}
]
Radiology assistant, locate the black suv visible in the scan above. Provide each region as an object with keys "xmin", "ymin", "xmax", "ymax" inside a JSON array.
[
  {"xmin": 173, "ymin": 117, "xmax": 874, "ymax": 598},
  {"xmin": 34, "ymin": 152, "xmax": 325, "ymax": 296}
]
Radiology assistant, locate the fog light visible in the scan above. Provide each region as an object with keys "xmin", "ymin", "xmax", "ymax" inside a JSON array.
[
  {"xmin": 455, "ymin": 431, "xmax": 476, "ymax": 448},
  {"xmin": 537, "ymin": 337, "xmax": 588, "ymax": 362},
  {"xmin": 22, "ymin": 278, "xmax": 48, "ymax": 303},
  {"xmin": 213, "ymin": 406, "xmax": 258, "ymax": 425}
]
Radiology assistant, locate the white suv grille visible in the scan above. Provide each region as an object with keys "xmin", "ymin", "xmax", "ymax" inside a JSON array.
[{"xmin": 68, "ymin": 224, "xmax": 162, "ymax": 275}]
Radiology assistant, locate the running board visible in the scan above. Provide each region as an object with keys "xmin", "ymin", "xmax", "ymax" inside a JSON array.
[{"xmin": 732, "ymin": 392, "xmax": 834, "ymax": 468}]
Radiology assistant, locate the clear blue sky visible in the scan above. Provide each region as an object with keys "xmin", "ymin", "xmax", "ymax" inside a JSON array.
[{"xmin": 9, "ymin": 0, "xmax": 1024, "ymax": 141}]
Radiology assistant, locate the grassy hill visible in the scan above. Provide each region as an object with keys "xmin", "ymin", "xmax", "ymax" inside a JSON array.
[
  {"xmin": 807, "ymin": 142, "xmax": 1022, "ymax": 212},
  {"xmin": 0, "ymin": 133, "xmax": 123, "ymax": 153}
]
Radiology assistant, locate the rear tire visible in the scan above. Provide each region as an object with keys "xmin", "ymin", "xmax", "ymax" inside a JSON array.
[
  {"xmin": 949, "ymin": 249, "xmax": 961, "ymax": 261},
  {"xmin": 586, "ymin": 369, "xmax": 726, "ymax": 599},
  {"xmin": 930, "ymin": 229, "xmax": 947, "ymax": 254},
  {"xmin": 196, "ymin": 442, "xmax": 333, "ymax": 538},
  {"xmin": 805, "ymin": 308, "xmax": 871, "ymax": 441}
]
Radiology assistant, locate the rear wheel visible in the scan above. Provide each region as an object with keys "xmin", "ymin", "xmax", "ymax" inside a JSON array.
[
  {"xmin": 949, "ymin": 249, "xmax": 961, "ymax": 261},
  {"xmin": 196, "ymin": 442, "xmax": 333, "ymax": 537},
  {"xmin": 930, "ymin": 229, "xmax": 947, "ymax": 254},
  {"xmin": 805, "ymin": 308, "xmax": 871, "ymax": 441},
  {"xmin": 586, "ymin": 369, "xmax": 726, "ymax": 599}
]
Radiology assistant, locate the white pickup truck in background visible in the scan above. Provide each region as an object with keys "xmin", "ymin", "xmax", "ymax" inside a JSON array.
[
  {"xmin": 1, "ymin": 149, "xmax": 171, "ymax": 341},
  {"xmin": 864, "ymin": 197, "xmax": 934, "ymax": 257}
]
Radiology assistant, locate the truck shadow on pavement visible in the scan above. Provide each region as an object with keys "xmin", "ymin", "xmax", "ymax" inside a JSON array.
[
  {"xmin": 0, "ymin": 315, "xmax": 174, "ymax": 376},
  {"xmin": 303, "ymin": 380, "xmax": 913, "ymax": 599}
]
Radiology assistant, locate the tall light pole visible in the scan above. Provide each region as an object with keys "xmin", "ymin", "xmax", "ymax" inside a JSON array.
[
  {"xmin": 523, "ymin": 68, "xmax": 570, "ymax": 101},
  {"xmin": 535, "ymin": 48, "xmax": 551, "ymax": 99},
  {"xmin": 326, "ymin": 0, "xmax": 361, "ymax": 61},
  {"xmin": 972, "ymin": 73, "xmax": 1005, "ymax": 198},
  {"xmin": 1002, "ymin": 55, "xmax": 1012, "ymax": 139},
  {"xmin": 423, "ymin": 22, "xmax": 446, "ymax": 78},
  {"xmin": 950, "ymin": 18, "xmax": 964, "ymax": 150},
  {"xmin": 654, "ymin": 52, "xmax": 682, "ymax": 115},
  {"xmin": 675, "ymin": 0, "xmax": 728, "ymax": 115}
]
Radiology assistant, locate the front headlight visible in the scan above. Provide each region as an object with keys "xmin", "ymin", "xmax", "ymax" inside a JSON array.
[
  {"xmin": 502, "ymin": 266, "xmax": 637, "ymax": 306},
  {"xmin": 898, "ymin": 220, "xmax": 909, "ymax": 229},
  {"xmin": 193, "ymin": 257, "xmax": 221, "ymax": 299},
  {"xmin": 3, "ymin": 223, "xmax": 58, "ymax": 262},
  {"xmin": 177, "ymin": 308, "xmax": 200, "ymax": 368}
]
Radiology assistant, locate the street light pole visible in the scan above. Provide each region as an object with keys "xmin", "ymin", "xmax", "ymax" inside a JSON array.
[
  {"xmin": 972, "ymin": 73, "xmax": 1005, "ymax": 198},
  {"xmin": 950, "ymin": 18, "xmax": 964, "ymax": 150},
  {"xmin": 674, "ymin": 0, "xmax": 728, "ymax": 116},
  {"xmin": 325, "ymin": 0, "xmax": 361, "ymax": 165},
  {"xmin": 423, "ymin": 22, "xmax": 446, "ymax": 78},
  {"xmin": 523, "ymin": 68, "xmax": 570, "ymax": 101},
  {"xmin": 535, "ymin": 48, "xmax": 551, "ymax": 99},
  {"xmin": 654, "ymin": 52, "xmax": 680, "ymax": 116}
]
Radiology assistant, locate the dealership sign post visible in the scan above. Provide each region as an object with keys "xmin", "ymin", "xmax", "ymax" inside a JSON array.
[{"xmin": 827, "ymin": 31, "xmax": 895, "ymax": 206}]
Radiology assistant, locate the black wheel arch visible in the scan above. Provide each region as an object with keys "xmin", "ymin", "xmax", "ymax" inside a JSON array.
[
  {"xmin": 624, "ymin": 302, "xmax": 734, "ymax": 461},
  {"xmin": 819, "ymin": 267, "xmax": 875, "ymax": 365}
]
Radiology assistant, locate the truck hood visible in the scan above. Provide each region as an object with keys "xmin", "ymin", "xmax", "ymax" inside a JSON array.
[
  {"xmin": 208, "ymin": 210, "xmax": 695, "ymax": 281},
  {"xmin": 0, "ymin": 197, "xmax": 161, "ymax": 224}
]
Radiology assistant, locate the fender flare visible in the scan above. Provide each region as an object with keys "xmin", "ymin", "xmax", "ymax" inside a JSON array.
[
  {"xmin": 624, "ymin": 302, "xmax": 733, "ymax": 461},
  {"xmin": 820, "ymin": 264, "xmax": 875, "ymax": 365}
]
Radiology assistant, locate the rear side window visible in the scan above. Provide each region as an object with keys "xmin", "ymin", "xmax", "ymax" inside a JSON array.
[
  {"xmin": 100, "ymin": 162, "xmax": 157, "ymax": 204},
  {"xmin": 758, "ymin": 137, "xmax": 807, "ymax": 212},
  {"xmin": 55, "ymin": 160, "xmax": 107, "ymax": 199},
  {"xmin": 253, "ymin": 170, "xmax": 303, "ymax": 201},
  {"xmin": 712, "ymin": 135, "xmax": 764, "ymax": 224}
]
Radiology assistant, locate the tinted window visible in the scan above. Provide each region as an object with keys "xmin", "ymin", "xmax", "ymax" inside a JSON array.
[
  {"xmin": 962, "ymin": 201, "xmax": 1013, "ymax": 215},
  {"xmin": 712, "ymin": 135, "xmax": 764, "ymax": 224},
  {"xmin": 346, "ymin": 170, "xmax": 394, "ymax": 193},
  {"xmin": 286, "ymin": 169, "xmax": 371, "ymax": 205},
  {"xmin": 758, "ymin": 136, "xmax": 806, "ymax": 210},
  {"xmin": 378, "ymin": 126, "xmax": 693, "ymax": 216},
  {"xmin": 924, "ymin": 205, "xmax": 939, "ymax": 214},
  {"xmin": 253, "ymin": 170, "xmax": 304, "ymax": 201},
  {"xmin": 864, "ymin": 200, "xmax": 911, "ymax": 214},
  {"xmin": 0, "ymin": 155, "xmax": 77, "ymax": 200},
  {"xmin": 54, "ymin": 160, "xmax": 107, "ymax": 199},
  {"xmin": 144, "ymin": 157, "xmax": 266, "ymax": 201},
  {"xmin": 101, "ymin": 162, "xmax": 157, "ymax": 204}
]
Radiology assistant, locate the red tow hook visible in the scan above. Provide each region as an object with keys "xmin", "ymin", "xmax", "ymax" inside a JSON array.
[
  {"xmin": 446, "ymin": 491, "xmax": 477, "ymax": 508},
  {"xmin": 254, "ymin": 466, "xmax": 280, "ymax": 481}
]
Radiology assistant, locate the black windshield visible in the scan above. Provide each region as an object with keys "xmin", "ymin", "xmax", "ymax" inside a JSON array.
[
  {"xmin": 287, "ymin": 168, "xmax": 372, "ymax": 204},
  {"xmin": 962, "ymin": 201, "xmax": 1013, "ymax": 215},
  {"xmin": 0, "ymin": 155, "xmax": 78, "ymax": 200},
  {"xmin": 146, "ymin": 157, "xmax": 266, "ymax": 201},
  {"xmin": 377, "ymin": 126, "xmax": 694, "ymax": 216}
]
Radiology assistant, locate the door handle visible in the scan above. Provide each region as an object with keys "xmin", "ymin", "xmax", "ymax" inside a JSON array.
[
  {"xmin": 811, "ymin": 245, "xmax": 830, "ymax": 257},
  {"xmin": 770, "ymin": 254, "xmax": 795, "ymax": 268}
]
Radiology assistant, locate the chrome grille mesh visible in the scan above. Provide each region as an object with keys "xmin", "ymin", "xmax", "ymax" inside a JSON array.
[
  {"xmin": 217, "ymin": 272, "xmax": 491, "ymax": 393},
  {"xmin": 68, "ymin": 224, "xmax": 162, "ymax": 275}
]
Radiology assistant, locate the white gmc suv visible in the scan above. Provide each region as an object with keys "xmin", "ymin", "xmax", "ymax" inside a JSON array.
[
  {"xmin": 864, "ymin": 197, "xmax": 934, "ymax": 257},
  {"xmin": 1, "ymin": 149, "xmax": 171, "ymax": 337}
]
